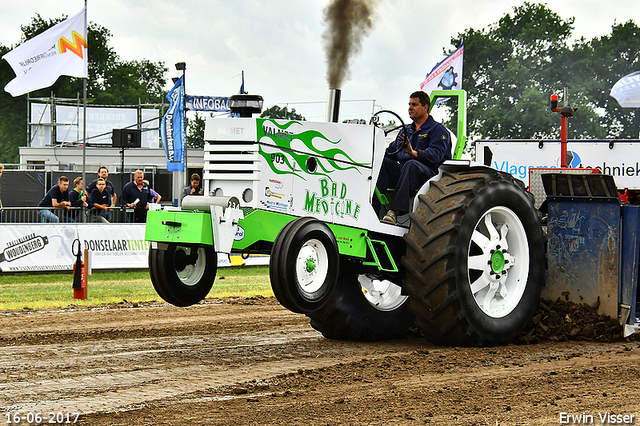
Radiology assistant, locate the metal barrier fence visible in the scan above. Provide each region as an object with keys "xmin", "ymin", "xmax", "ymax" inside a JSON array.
[{"xmin": 0, "ymin": 207, "xmax": 137, "ymax": 223}]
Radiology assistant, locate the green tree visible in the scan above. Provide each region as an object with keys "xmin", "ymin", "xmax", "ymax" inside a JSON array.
[
  {"xmin": 445, "ymin": 2, "xmax": 639, "ymax": 144},
  {"xmin": 447, "ymin": 2, "xmax": 581, "ymax": 141},
  {"xmin": 0, "ymin": 13, "xmax": 168, "ymax": 164},
  {"xmin": 187, "ymin": 113, "xmax": 207, "ymax": 149},
  {"xmin": 260, "ymin": 105, "xmax": 305, "ymax": 120},
  {"xmin": 566, "ymin": 21, "xmax": 640, "ymax": 138}
]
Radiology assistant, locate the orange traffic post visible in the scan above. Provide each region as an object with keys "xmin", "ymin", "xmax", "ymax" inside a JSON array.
[{"xmin": 72, "ymin": 240, "xmax": 87, "ymax": 300}]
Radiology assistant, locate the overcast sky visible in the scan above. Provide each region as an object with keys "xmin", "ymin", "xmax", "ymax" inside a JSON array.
[{"xmin": 1, "ymin": 0, "xmax": 637, "ymax": 122}]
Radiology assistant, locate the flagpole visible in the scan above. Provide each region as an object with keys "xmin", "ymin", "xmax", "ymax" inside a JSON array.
[{"xmin": 81, "ymin": 0, "xmax": 87, "ymax": 222}]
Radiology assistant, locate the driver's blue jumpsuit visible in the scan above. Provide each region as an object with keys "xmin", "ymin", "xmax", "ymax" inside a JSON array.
[{"xmin": 375, "ymin": 115, "xmax": 451, "ymax": 214}]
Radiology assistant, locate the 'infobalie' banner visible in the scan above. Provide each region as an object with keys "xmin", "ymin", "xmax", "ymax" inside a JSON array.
[{"xmin": 186, "ymin": 95, "xmax": 230, "ymax": 112}]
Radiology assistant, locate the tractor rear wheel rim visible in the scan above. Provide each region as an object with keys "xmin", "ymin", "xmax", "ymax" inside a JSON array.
[
  {"xmin": 295, "ymin": 238, "xmax": 329, "ymax": 295},
  {"xmin": 467, "ymin": 206, "xmax": 529, "ymax": 318},
  {"xmin": 358, "ymin": 274, "xmax": 408, "ymax": 312}
]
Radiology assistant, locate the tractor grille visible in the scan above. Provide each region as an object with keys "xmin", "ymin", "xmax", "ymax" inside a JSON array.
[
  {"xmin": 203, "ymin": 140, "xmax": 259, "ymax": 181},
  {"xmin": 241, "ymin": 207, "xmax": 256, "ymax": 217}
]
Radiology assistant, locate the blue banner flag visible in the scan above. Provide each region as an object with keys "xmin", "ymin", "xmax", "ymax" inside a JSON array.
[{"xmin": 161, "ymin": 76, "xmax": 185, "ymax": 172}]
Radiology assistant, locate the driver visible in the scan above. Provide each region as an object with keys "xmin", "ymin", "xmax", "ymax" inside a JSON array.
[{"xmin": 376, "ymin": 91, "xmax": 451, "ymax": 224}]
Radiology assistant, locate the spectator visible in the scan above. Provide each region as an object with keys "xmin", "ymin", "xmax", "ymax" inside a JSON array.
[
  {"xmin": 122, "ymin": 170, "xmax": 151, "ymax": 223},
  {"xmin": 0, "ymin": 163, "xmax": 3, "ymax": 208},
  {"xmin": 37, "ymin": 176, "xmax": 72, "ymax": 223},
  {"xmin": 87, "ymin": 166, "xmax": 117, "ymax": 207},
  {"xmin": 90, "ymin": 178, "xmax": 112, "ymax": 222},
  {"xmin": 0, "ymin": 163, "xmax": 3, "ymax": 222},
  {"xmin": 143, "ymin": 180, "xmax": 162, "ymax": 204},
  {"xmin": 182, "ymin": 173, "xmax": 203, "ymax": 200},
  {"xmin": 69, "ymin": 177, "xmax": 92, "ymax": 221}
]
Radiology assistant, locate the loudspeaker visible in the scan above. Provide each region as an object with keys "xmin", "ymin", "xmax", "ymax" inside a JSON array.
[{"xmin": 112, "ymin": 129, "xmax": 142, "ymax": 148}]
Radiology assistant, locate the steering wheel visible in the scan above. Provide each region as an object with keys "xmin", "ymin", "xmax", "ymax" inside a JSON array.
[{"xmin": 371, "ymin": 109, "xmax": 408, "ymax": 156}]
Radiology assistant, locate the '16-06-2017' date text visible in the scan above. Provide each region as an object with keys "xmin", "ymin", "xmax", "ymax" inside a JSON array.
[{"xmin": 5, "ymin": 412, "xmax": 80, "ymax": 424}]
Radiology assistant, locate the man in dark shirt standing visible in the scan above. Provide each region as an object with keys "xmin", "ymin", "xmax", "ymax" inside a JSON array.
[
  {"xmin": 87, "ymin": 166, "xmax": 117, "ymax": 207},
  {"xmin": 122, "ymin": 170, "xmax": 151, "ymax": 223},
  {"xmin": 376, "ymin": 91, "xmax": 451, "ymax": 224},
  {"xmin": 38, "ymin": 176, "xmax": 72, "ymax": 223}
]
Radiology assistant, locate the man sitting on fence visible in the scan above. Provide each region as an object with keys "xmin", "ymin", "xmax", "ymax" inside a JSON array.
[
  {"xmin": 0, "ymin": 163, "xmax": 3, "ymax": 222},
  {"xmin": 0, "ymin": 163, "xmax": 4, "ymax": 208},
  {"xmin": 37, "ymin": 176, "xmax": 73, "ymax": 223},
  {"xmin": 87, "ymin": 166, "xmax": 117, "ymax": 207},
  {"xmin": 90, "ymin": 178, "xmax": 112, "ymax": 223},
  {"xmin": 69, "ymin": 177, "xmax": 92, "ymax": 222}
]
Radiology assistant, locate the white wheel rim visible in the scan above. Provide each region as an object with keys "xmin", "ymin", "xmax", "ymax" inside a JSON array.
[
  {"xmin": 358, "ymin": 274, "xmax": 408, "ymax": 312},
  {"xmin": 467, "ymin": 206, "xmax": 529, "ymax": 318},
  {"xmin": 176, "ymin": 246, "xmax": 207, "ymax": 287},
  {"xmin": 295, "ymin": 238, "xmax": 329, "ymax": 295}
]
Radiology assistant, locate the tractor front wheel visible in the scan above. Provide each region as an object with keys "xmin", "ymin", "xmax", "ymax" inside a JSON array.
[{"xmin": 270, "ymin": 217, "xmax": 339, "ymax": 313}]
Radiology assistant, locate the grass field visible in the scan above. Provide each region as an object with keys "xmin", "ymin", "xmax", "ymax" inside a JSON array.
[{"xmin": 0, "ymin": 266, "xmax": 272, "ymax": 311}]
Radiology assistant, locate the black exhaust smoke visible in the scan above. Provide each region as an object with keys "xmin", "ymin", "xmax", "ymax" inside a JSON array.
[
  {"xmin": 322, "ymin": 0, "xmax": 379, "ymax": 89},
  {"xmin": 322, "ymin": 0, "xmax": 379, "ymax": 122}
]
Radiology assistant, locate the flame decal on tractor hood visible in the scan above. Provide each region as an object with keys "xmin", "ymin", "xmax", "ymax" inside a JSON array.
[{"xmin": 257, "ymin": 119, "xmax": 370, "ymax": 180}]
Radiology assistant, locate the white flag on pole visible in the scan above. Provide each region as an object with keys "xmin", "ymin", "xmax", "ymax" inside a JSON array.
[
  {"xmin": 610, "ymin": 71, "xmax": 640, "ymax": 108},
  {"xmin": 2, "ymin": 7, "xmax": 87, "ymax": 97},
  {"xmin": 420, "ymin": 44, "xmax": 464, "ymax": 96}
]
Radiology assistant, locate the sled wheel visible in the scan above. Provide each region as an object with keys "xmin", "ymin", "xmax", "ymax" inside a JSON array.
[
  {"xmin": 270, "ymin": 217, "xmax": 339, "ymax": 313},
  {"xmin": 307, "ymin": 272, "xmax": 414, "ymax": 341},
  {"xmin": 403, "ymin": 167, "xmax": 544, "ymax": 346},
  {"xmin": 149, "ymin": 243, "xmax": 217, "ymax": 307},
  {"xmin": 149, "ymin": 247, "xmax": 168, "ymax": 302}
]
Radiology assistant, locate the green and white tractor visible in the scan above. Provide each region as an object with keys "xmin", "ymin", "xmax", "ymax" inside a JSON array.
[{"xmin": 145, "ymin": 90, "xmax": 545, "ymax": 346}]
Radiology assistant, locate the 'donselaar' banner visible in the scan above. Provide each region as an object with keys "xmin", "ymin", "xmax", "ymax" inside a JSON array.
[{"xmin": 0, "ymin": 224, "xmax": 148, "ymax": 272}]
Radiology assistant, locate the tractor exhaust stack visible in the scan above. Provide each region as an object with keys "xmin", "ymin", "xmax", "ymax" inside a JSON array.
[{"xmin": 326, "ymin": 88, "xmax": 341, "ymax": 123}]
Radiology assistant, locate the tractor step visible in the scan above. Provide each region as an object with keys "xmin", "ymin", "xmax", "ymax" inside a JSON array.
[{"xmin": 363, "ymin": 237, "xmax": 398, "ymax": 273}]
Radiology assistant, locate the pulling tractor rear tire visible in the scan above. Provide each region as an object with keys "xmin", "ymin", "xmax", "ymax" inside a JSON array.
[
  {"xmin": 403, "ymin": 167, "xmax": 545, "ymax": 346},
  {"xmin": 307, "ymin": 271, "xmax": 415, "ymax": 341}
]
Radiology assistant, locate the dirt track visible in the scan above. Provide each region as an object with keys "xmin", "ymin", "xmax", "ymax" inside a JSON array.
[{"xmin": 1, "ymin": 297, "xmax": 639, "ymax": 425}]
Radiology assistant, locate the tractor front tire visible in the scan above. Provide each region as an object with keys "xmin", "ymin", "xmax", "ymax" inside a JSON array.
[
  {"xmin": 403, "ymin": 168, "xmax": 544, "ymax": 346},
  {"xmin": 149, "ymin": 243, "xmax": 217, "ymax": 307},
  {"xmin": 269, "ymin": 218, "xmax": 305, "ymax": 313},
  {"xmin": 270, "ymin": 217, "xmax": 339, "ymax": 313}
]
